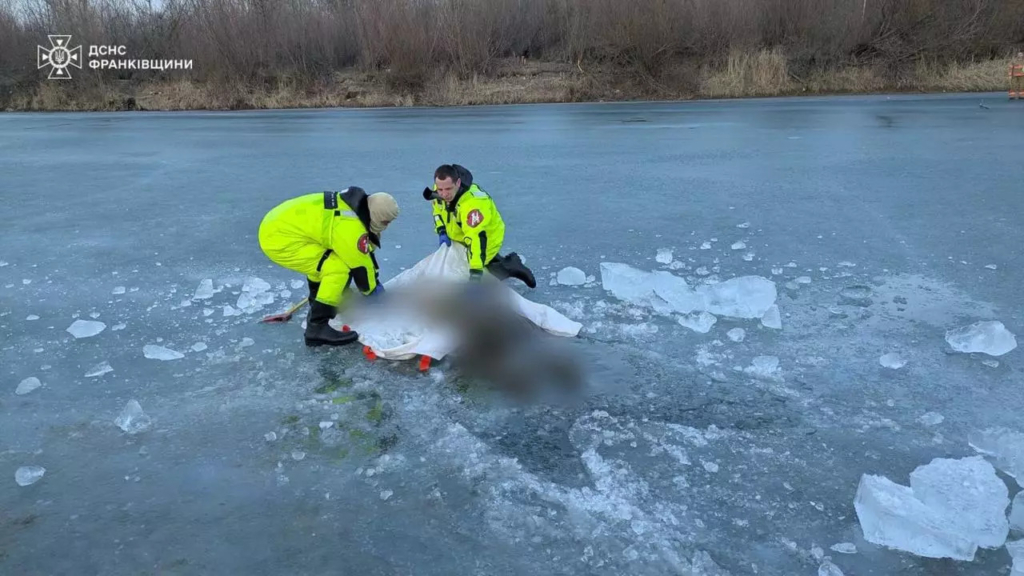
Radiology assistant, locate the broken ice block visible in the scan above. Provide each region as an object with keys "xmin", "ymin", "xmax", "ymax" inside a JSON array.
[
  {"xmin": 678, "ymin": 312, "xmax": 717, "ymax": 334},
  {"xmin": 1010, "ymin": 492, "xmax": 1024, "ymax": 533},
  {"xmin": 15, "ymin": 377, "xmax": 42, "ymax": 395},
  {"xmin": 731, "ymin": 241, "xmax": 746, "ymax": 250},
  {"xmin": 968, "ymin": 427, "xmax": 1024, "ymax": 486},
  {"xmin": 909, "ymin": 456, "xmax": 1009, "ymax": 549},
  {"xmin": 879, "ymin": 352, "xmax": 907, "ymax": 369},
  {"xmin": 115, "ymin": 400, "xmax": 152, "ymax": 434},
  {"xmin": 15, "ymin": 466, "xmax": 45, "ymax": 486},
  {"xmin": 66, "ymin": 319, "xmax": 106, "ymax": 338},
  {"xmin": 727, "ymin": 328, "xmax": 746, "ymax": 342},
  {"xmin": 830, "ymin": 543, "xmax": 857, "ymax": 554},
  {"xmin": 917, "ymin": 412, "xmax": 944, "ymax": 427},
  {"xmin": 761, "ymin": 305, "xmax": 782, "ymax": 329},
  {"xmin": 745, "ymin": 356, "xmax": 781, "ymax": 380},
  {"xmin": 236, "ymin": 277, "xmax": 275, "ymax": 313},
  {"xmin": 854, "ymin": 474, "xmax": 978, "ymax": 560},
  {"xmin": 143, "ymin": 344, "xmax": 184, "ymax": 360},
  {"xmin": 192, "ymin": 279, "xmax": 215, "ymax": 300},
  {"xmin": 945, "ymin": 321, "xmax": 1017, "ymax": 357},
  {"xmin": 1009, "ymin": 539, "xmax": 1024, "ymax": 576},
  {"xmin": 818, "ymin": 560, "xmax": 844, "ymax": 576},
  {"xmin": 556, "ymin": 267, "xmax": 587, "ymax": 286},
  {"xmin": 655, "ymin": 248, "xmax": 673, "ymax": 264},
  {"xmin": 85, "ymin": 361, "xmax": 113, "ymax": 378}
]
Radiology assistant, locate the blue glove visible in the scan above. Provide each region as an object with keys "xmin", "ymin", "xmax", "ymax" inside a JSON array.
[
  {"xmin": 438, "ymin": 231, "xmax": 451, "ymax": 247},
  {"xmin": 366, "ymin": 284, "xmax": 385, "ymax": 300}
]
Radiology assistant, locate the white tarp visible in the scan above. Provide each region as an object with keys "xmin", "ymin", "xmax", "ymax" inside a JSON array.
[{"xmin": 334, "ymin": 245, "xmax": 583, "ymax": 361}]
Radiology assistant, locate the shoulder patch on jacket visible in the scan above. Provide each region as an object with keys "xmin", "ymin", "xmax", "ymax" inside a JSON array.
[
  {"xmin": 466, "ymin": 209, "xmax": 484, "ymax": 228},
  {"xmin": 357, "ymin": 234, "xmax": 370, "ymax": 254}
]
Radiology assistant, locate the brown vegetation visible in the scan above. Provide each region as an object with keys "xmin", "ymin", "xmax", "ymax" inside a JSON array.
[{"xmin": 1, "ymin": 0, "xmax": 1022, "ymax": 111}]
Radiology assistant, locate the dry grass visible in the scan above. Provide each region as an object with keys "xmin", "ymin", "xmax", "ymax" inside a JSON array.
[
  {"xmin": 2, "ymin": 58, "xmax": 1019, "ymax": 112},
  {"xmin": 700, "ymin": 48, "xmax": 795, "ymax": 99}
]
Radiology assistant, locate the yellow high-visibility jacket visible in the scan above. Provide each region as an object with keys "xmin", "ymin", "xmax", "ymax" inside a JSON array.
[{"xmin": 424, "ymin": 170, "xmax": 505, "ymax": 278}]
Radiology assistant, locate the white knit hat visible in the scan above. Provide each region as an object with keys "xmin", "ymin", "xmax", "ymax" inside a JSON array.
[{"xmin": 367, "ymin": 192, "xmax": 399, "ymax": 235}]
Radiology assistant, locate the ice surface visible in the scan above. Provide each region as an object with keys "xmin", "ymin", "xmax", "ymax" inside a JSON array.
[
  {"xmin": 854, "ymin": 474, "xmax": 978, "ymax": 560},
  {"xmin": 236, "ymin": 277, "xmax": 275, "ymax": 313},
  {"xmin": 909, "ymin": 456, "xmax": 1009, "ymax": 549},
  {"xmin": 655, "ymin": 248, "xmax": 673, "ymax": 264},
  {"xmin": 727, "ymin": 328, "xmax": 746, "ymax": 342},
  {"xmin": 66, "ymin": 319, "xmax": 106, "ymax": 338},
  {"xmin": 968, "ymin": 427, "xmax": 1024, "ymax": 485},
  {"xmin": 15, "ymin": 376, "xmax": 41, "ymax": 395},
  {"xmin": 85, "ymin": 361, "xmax": 113, "ymax": 378},
  {"xmin": 830, "ymin": 543, "xmax": 857, "ymax": 554},
  {"xmin": 760, "ymin": 305, "xmax": 782, "ymax": 329},
  {"xmin": 15, "ymin": 466, "xmax": 45, "ymax": 486},
  {"xmin": 1009, "ymin": 540, "xmax": 1024, "ymax": 576},
  {"xmin": 144, "ymin": 344, "xmax": 184, "ymax": 360},
  {"xmin": 192, "ymin": 279, "xmax": 215, "ymax": 300},
  {"xmin": 115, "ymin": 400, "xmax": 152, "ymax": 434},
  {"xmin": 678, "ymin": 312, "xmax": 717, "ymax": 334},
  {"xmin": 818, "ymin": 560, "xmax": 844, "ymax": 576},
  {"xmin": 918, "ymin": 412, "xmax": 944, "ymax": 427},
  {"xmin": 556, "ymin": 267, "xmax": 587, "ymax": 286},
  {"xmin": 1009, "ymin": 492, "xmax": 1024, "ymax": 532},
  {"xmin": 945, "ymin": 321, "xmax": 1017, "ymax": 356},
  {"xmin": 879, "ymin": 352, "xmax": 907, "ymax": 369}
]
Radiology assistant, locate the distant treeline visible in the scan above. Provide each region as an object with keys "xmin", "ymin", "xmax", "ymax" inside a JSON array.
[{"xmin": 1, "ymin": 0, "xmax": 1022, "ymax": 109}]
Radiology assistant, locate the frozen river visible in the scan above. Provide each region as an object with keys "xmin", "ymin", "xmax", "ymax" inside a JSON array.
[{"xmin": 1, "ymin": 93, "xmax": 1022, "ymax": 575}]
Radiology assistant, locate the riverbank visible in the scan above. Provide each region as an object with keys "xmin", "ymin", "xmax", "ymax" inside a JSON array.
[{"xmin": 2, "ymin": 54, "xmax": 1014, "ymax": 112}]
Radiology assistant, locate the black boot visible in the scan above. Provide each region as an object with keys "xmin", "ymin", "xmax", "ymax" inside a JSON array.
[
  {"xmin": 503, "ymin": 253, "xmax": 537, "ymax": 289},
  {"xmin": 304, "ymin": 299, "xmax": 358, "ymax": 347},
  {"xmin": 307, "ymin": 279, "xmax": 320, "ymax": 306}
]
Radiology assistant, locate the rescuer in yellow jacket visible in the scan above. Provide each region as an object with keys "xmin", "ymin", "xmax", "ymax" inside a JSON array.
[
  {"xmin": 422, "ymin": 164, "xmax": 536, "ymax": 288},
  {"xmin": 259, "ymin": 187, "xmax": 399, "ymax": 347}
]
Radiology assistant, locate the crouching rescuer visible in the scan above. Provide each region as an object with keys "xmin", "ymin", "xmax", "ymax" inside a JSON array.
[
  {"xmin": 423, "ymin": 164, "xmax": 536, "ymax": 288},
  {"xmin": 259, "ymin": 187, "xmax": 399, "ymax": 346}
]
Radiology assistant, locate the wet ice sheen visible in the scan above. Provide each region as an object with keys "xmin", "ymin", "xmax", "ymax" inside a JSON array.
[
  {"xmin": 945, "ymin": 320, "xmax": 1017, "ymax": 356},
  {"xmin": 854, "ymin": 456, "xmax": 1009, "ymax": 560}
]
